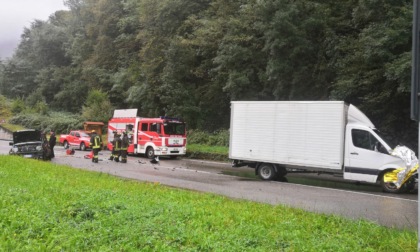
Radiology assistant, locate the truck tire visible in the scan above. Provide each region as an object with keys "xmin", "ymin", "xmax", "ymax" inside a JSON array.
[
  {"xmin": 80, "ymin": 142, "xmax": 86, "ymax": 151},
  {"xmin": 63, "ymin": 141, "xmax": 69, "ymax": 149},
  {"xmin": 380, "ymin": 172, "xmax": 406, "ymax": 193},
  {"xmin": 257, "ymin": 163, "xmax": 277, "ymax": 180},
  {"xmin": 146, "ymin": 147, "xmax": 155, "ymax": 159}
]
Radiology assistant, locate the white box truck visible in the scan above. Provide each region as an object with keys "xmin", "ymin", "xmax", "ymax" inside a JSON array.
[{"xmin": 229, "ymin": 101, "xmax": 412, "ymax": 193}]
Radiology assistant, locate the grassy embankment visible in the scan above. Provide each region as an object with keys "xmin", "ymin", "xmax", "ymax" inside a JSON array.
[
  {"xmin": 185, "ymin": 130, "xmax": 229, "ymax": 161},
  {"xmin": 0, "ymin": 156, "xmax": 417, "ymax": 251},
  {"xmin": 186, "ymin": 144, "xmax": 229, "ymax": 161}
]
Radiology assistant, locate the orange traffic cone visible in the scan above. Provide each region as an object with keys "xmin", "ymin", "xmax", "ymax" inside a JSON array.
[
  {"xmin": 84, "ymin": 151, "xmax": 93, "ymax": 159},
  {"xmin": 66, "ymin": 149, "xmax": 75, "ymax": 155}
]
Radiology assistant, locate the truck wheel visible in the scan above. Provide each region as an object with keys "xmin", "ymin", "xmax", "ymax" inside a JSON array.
[
  {"xmin": 380, "ymin": 172, "xmax": 406, "ymax": 193},
  {"xmin": 80, "ymin": 142, "xmax": 86, "ymax": 151},
  {"xmin": 258, "ymin": 163, "xmax": 277, "ymax": 180},
  {"xmin": 63, "ymin": 141, "xmax": 69, "ymax": 149},
  {"xmin": 146, "ymin": 147, "xmax": 155, "ymax": 159}
]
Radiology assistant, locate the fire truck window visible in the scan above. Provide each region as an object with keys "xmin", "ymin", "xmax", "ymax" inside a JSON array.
[
  {"xmin": 141, "ymin": 123, "xmax": 148, "ymax": 131},
  {"xmin": 164, "ymin": 123, "xmax": 186, "ymax": 135},
  {"xmin": 150, "ymin": 123, "xmax": 158, "ymax": 132}
]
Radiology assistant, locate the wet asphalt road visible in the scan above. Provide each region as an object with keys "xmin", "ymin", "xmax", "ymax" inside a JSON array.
[{"xmin": 0, "ymin": 140, "xmax": 418, "ymax": 230}]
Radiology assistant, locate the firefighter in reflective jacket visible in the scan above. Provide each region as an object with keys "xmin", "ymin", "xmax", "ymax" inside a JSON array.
[
  {"xmin": 108, "ymin": 130, "xmax": 118, "ymax": 161},
  {"xmin": 90, "ymin": 130, "xmax": 102, "ymax": 163},
  {"xmin": 121, "ymin": 131, "xmax": 129, "ymax": 163},
  {"xmin": 113, "ymin": 133, "xmax": 122, "ymax": 162}
]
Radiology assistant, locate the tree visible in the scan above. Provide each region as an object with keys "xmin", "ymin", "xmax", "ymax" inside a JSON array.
[
  {"xmin": 82, "ymin": 89, "xmax": 114, "ymax": 122},
  {"xmin": 331, "ymin": 0, "xmax": 415, "ymax": 147},
  {"xmin": 257, "ymin": 0, "xmax": 333, "ymax": 100}
]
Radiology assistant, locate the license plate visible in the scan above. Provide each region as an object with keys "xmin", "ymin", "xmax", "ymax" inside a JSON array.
[
  {"xmin": 23, "ymin": 155, "xmax": 33, "ymax": 158},
  {"xmin": 169, "ymin": 139, "xmax": 182, "ymax": 145}
]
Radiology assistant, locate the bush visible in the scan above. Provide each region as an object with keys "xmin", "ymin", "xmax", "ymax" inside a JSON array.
[
  {"xmin": 9, "ymin": 112, "xmax": 84, "ymax": 134},
  {"xmin": 0, "ymin": 95, "xmax": 11, "ymax": 118},
  {"xmin": 187, "ymin": 129, "xmax": 229, "ymax": 146},
  {"xmin": 208, "ymin": 129, "xmax": 230, "ymax": 146},
  {"xmin": 10, "ymin": 98, "xmax": 26, "ymax": 114}
]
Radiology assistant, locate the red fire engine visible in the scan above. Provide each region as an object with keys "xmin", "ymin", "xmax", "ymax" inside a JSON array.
[{"xmin": 107, "ymin": 109, "xmax": 187, "ymax": 158}]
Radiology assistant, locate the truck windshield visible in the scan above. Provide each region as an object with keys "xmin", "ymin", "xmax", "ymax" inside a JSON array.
[{"xmin": 163, "ymin": 122, "xmax": 185, "ymax": 135}]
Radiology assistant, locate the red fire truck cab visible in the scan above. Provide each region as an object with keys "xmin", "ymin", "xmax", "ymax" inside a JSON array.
[{"xmin": 107, "ymin": 109, "xmax": 187, "ymax": 158}]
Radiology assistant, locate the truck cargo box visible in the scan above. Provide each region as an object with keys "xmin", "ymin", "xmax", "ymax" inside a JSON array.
[{"xmin": 229, "ymin": 101, "xmax": 347, "ymax": 170}]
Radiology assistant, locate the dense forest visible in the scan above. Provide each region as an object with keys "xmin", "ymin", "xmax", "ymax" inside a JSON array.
[{"xmin": 0, "ymin": 0, "xmax": 417, "ymax": 148}]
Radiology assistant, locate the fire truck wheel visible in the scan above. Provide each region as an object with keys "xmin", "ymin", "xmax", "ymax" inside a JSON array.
[
  {"xmin": 257, "ymin": 163, "xmax": 277, "ymax": 181},
  {"xmin": 146, "ymin": 147, "xmax": 155, "ymax": 159}
]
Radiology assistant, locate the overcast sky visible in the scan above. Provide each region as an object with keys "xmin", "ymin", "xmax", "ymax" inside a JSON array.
[{"xmin": 0, "ymin": 0, "xmax": 68, "ymax": 59}]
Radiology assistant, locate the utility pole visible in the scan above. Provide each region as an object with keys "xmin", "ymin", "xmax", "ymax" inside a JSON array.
[{"xmin": 410, "ymin": 0, "xmax": 420, "ymax": 249}]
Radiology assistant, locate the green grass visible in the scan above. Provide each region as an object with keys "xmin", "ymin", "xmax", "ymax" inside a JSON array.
[
  {"xmin": 186, "ymin": 144, "xmax": 229, "ymax": 161},
  {"xmin": 0, "ymin": 122, "xmax": 25, "ymax": 132},
  {"xmin": 0, "ymin": 156, "xmax": 417, "ymax": 251},
  {"xmin": 187, "ymin": 144, "xmax": 228, "ymax": 154}
]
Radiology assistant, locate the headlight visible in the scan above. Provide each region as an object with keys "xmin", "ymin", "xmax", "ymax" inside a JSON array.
[
  {"xmin": 12, "ymin": 147, "xmax": 18, "ymax": 153},
  {"xmin": 162, "ymin": 148, "xmax": 168, "ymax": 151},
  {"xmin": 36, "ymin": 146, "xmax": 42, "ymax": 151}
]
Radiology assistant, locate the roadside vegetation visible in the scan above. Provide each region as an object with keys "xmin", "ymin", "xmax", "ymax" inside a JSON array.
[
  {"xmin": 0, "ymin": 156, "xmax": 416, "ymax": 251},
  {"xmin": 186, "ymin": 129, "xmax": 229, "ymax": 161}
]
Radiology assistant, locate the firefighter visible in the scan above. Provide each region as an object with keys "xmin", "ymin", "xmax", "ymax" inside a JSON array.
[
  {"xmin": 49, "ymin": 130, "xmax": 56, "ymax": 158},
  {"xmin": 120, "ymin": 131, "xmax": 129, "ymax": 163},
  {"xmin": 90, "ymin": 130, "xmax": 102, "ymax": 163},
  {"xmin": 113, "ymin": 132, "xmax": 122, "ymax": 162},
  {"xmin": 108, "ymin": 130, "xmax": 118, "ymax": 161},
  {"xmin": 41, "ymin": 131, "xmax": 51, "ymax": 161}
]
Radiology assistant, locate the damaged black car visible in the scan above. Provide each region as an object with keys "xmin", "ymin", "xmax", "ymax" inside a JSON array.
[{"xmin": 9, "ymin": 129, "xmax": 51, "ymax": 160}]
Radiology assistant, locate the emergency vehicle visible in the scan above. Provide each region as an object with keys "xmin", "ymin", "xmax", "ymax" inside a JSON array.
[{"xmin": 107, "ymin": 109, "xmax": 187, "ymax": 158}]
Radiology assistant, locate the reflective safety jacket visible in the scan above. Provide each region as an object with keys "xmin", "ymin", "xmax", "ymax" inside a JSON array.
[
  {"xmin": 114, "ymin": 136, "xmax": 122, "ymax": 151},
  {"xmin": 90, "ymin": 134, "xmax": 102, "ymax": 149},
  {"xmin": 121, "ymin": 135, "xmax": 129, "ymax": 150}
]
